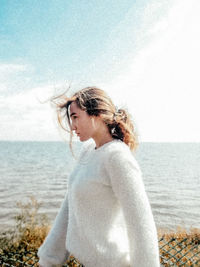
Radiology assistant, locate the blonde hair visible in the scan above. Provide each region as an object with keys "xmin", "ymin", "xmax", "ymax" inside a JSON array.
[{"xmin": 50, "ymin": 86, "xmax": 138, "ymax": 151}]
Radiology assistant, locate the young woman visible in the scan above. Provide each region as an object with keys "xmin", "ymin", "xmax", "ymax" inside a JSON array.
[{"xmin": 38, "ymin": 87, "xmax": 160, "ymax": 267}]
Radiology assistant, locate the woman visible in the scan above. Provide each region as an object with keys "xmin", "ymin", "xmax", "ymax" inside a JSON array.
[{"xmin": 38, "ymin": 87, "xmax": 160, "ymax": 267}]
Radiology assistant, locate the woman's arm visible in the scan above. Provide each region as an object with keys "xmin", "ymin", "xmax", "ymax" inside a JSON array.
[
  {"xmin": 37, "ymin": 193, "xmax": 70, "ymax": 267},
  {"xmin": 106, "ymin": 149, "xmax": 160, "ymax": 267},
  {"xmin": 37, "ymin": 143, "xmax": 91, "ymax": 266}
]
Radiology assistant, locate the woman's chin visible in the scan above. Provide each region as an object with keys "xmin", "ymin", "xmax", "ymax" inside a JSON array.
[
  {"xmin": 79, "ymin": 136, "xmax": 90, "ymax": 142},
  {"xmin": 79, "ymin": 136, "xmax": 84, "ymax": 142}
]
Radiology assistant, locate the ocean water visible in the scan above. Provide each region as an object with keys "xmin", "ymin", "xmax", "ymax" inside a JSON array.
[{"xmin": 0, "ymin": 141, "xmax": 200, "ymax": 232}]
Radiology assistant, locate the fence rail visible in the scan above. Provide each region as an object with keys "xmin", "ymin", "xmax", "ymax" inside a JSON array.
[
  {"xmin": 159, "ymin": 235, "xmax": 200, "ymax": 266},
  {"xmin": 0, "ymin": 236, "xmax": 200, "ymax": 266}
]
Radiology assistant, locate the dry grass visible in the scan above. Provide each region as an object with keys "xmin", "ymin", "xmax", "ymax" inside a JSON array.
[
  {"xmin": 0, "ymin": 197, "xmax": 200, "ymax": 266},
  {"xmin": 158, "ymin": 227, "xmax": 200, "ymax": 266},
  {"xmin": 0, "ymin": 196, "xmax": 50, "ymax": 266}
]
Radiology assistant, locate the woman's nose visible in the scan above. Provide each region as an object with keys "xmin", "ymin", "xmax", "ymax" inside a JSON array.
[{"xmin": 71, "ymin": 122, "xmax": 76, "ymax": 131}]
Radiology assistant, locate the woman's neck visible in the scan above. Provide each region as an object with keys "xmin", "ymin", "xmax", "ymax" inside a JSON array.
[
  {"xmin": 92, "ymin": 124, "xmax": 113, "ymax": 149},
  {"xmin": 94, "ymin": 135, "xmax": 114, "ymax": 149}
]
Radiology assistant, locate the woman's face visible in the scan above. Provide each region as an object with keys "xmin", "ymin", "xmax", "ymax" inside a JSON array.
[{"xmin": 69, "ymin": 101, "xmax": 98, "ymax": 142}]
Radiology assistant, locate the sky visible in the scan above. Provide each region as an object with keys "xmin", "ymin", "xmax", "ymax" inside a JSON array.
[{"xmin": 0, "ymin": 0, "xmax": 200, "ymax": 142}]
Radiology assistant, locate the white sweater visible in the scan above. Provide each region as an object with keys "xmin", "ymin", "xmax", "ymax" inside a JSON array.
[{"xmin": 38, "ymin": 139, "xmax": 160, "ymax": 267}]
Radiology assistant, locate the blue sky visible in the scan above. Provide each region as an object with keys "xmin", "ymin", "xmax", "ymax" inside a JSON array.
[
  {"xmin": 1, "ymin": 0, "xmax": 200, "ymax": 142},
  {"xmin": 1, "ymin": 0, "xmax": 141, "ymax": 83}
]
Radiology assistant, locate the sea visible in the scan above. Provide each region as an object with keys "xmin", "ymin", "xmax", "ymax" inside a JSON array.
[{"xmin": 0, "ymin": 141, "xmax": 200, "ymax": 232}]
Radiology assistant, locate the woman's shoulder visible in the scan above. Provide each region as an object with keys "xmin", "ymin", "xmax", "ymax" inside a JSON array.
[
  {"xmin": 77, "ymin": 139, "xmax": 95, "ymax": 161},
  {"xmin": 105, "ymin": 140, "xmax": 141, "ymax": 170},
  {"xmin": 78, "ymin": 139, "xmax": 137, "ymax": 163},
  {"xmin": 105, "ymin": 139, "xmax": 132, "ymax": 156}
]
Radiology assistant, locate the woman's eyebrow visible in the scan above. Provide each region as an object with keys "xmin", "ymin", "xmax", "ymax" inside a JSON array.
[{"xmin": 70, "ymin": 112, "xmax": 77, "ymax": 117}]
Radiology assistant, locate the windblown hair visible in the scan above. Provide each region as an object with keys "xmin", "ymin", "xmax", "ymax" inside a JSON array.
[{"xmin": 50, "ymin": 86, "xmax": 138, "ymax": 151}]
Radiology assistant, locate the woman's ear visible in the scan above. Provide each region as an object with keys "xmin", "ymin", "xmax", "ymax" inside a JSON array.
[{"xmin": 91, "ymin": 116, "xmax": 98, "ymax": 129}]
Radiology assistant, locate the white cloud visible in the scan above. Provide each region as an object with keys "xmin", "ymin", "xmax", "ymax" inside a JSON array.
[
  {"xmin": 0, "ymin": 60, "xmax": 72, "ymax": 141},
  {"xmin": 0, "ymin": 83, "xmax": 70, "ymax": 141},
  {"xmin": 103, "ymin": 0, "xmax": 200, "ymax": 142},
  {"xmin": 0, "ymin": 62, "xmax": 34, "ymax": 95},
  {"xmin": 0, "ymin": 63, "xmax": 27, "ymax": 74},
  {"xmin": 1, "ymin": 0, "xmax": 200, "ymax": 142}
]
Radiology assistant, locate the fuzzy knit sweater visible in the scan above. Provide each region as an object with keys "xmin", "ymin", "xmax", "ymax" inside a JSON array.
[{"xmin": 38, "ymin": 139, "xmax": 160, "ymax": 267}]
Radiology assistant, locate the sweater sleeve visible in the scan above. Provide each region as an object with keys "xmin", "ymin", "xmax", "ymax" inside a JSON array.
[
  {"xmin": 106, "ymin": 149, "xmax": 160, "ymax": 267},
  {"xmin": 37, "ymin": 193, "xmax": 70, "ymax": 267}
]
